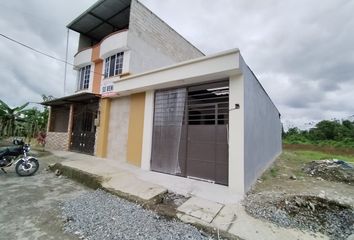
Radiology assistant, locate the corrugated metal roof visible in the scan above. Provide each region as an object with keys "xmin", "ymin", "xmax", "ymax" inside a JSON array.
[
  {"xmin": 41, "ymin": 93, "xmax": 101, "ymax": 106},
  {"xmin": 67, "ymin": 0, "xmax": 132, "ymax": 41}
]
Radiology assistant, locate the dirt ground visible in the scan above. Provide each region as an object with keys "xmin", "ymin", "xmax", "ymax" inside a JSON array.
[
  {"xmin": 251, "ymin": 150, "xmax": 354, "ymax": 207},
  {"xmin": 0, "ymin": 151, "xmax": 90, "ymax": 240}
]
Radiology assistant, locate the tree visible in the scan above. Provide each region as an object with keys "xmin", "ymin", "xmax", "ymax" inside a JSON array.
[{"xmin": 0, "ymin": 100, "xmax": 29, "ymax": 136}]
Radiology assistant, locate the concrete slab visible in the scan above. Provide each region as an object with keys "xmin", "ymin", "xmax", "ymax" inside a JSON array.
[
  {"xmin": 53, "ymin": 151, "xmax": 167, "ymax": 202},
  {"xmin": 211, "ymin": 204, "xmax": 238, "ymax": 232},
  {"xmin": 102, "ymin": 172, "xmax": 167, "ymax": 201},
  {"xmin": 177, "ymin": 197, "xmax": 224, "ymax": 223}
]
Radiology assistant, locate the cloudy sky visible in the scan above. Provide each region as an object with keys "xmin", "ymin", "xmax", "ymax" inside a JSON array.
[{"xmin": 0, "ymin": 0, "xmax": 353, "ymax": 129}]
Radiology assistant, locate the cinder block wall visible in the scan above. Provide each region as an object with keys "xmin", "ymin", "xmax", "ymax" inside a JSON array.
[
  {"xmin": 46, "ymin": 132, "xmax": 69, "ymax": 151},
  {"xmin": 106, "ymin": 96, "xmax": 131, "ymax": 161},
  {"xmin": 128, "ymin": 0, "xmax": 204, "ymax": 73}
]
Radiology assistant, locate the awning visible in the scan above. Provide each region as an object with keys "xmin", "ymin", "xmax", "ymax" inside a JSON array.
[
  {"xmin": 67, "ymin": 0, "xmax": 132, "ymax": 41},
  {"xmin": 41, "ymin": 93, "xmax": 101, "ymax": 106}
]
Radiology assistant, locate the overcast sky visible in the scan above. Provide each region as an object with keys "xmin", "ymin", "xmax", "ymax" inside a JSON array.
[{"xmin": 0, "ymin": 0, "xmax": 353, "ymax": 129}]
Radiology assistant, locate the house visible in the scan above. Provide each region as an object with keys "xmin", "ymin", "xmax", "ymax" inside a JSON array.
[{"xmin": 43, "ymin": 0, "xmax": 282, "ymax": 195}]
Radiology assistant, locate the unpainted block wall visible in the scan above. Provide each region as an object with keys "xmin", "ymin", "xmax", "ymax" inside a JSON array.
[
  {"xmin": 128, "ymin": 0, "xmax": 204, "ymax": 74},
  {"xmin": 106, "ymin": 97, "xmax": 131, "ymax": 161},
  {"xmin": 46, "ymin": 132, "xmax": 69, "ymax": 151},
  {"xmin": 242, "ymin": 56, "xmax": 282, "ymax": 191}
]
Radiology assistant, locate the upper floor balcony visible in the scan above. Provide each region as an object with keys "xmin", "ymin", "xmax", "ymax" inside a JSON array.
[{"xmin": 74, "ymin": 29, "xmax": 128, "ymax": 67}]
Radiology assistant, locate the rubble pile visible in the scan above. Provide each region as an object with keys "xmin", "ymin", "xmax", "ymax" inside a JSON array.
[
  {"xmin": 244, "ymin": 193, "xmax": 354, "ymax": 240},
  {"xmin": 303, "ymin": 159, "xmax": 354, "ymax": 184}
]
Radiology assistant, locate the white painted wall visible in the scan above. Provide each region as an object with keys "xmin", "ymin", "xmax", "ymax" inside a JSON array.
[
  {"xmin": 242, "ymin": 56, "xmax": 282, "ymax": 191},
  {"xmin": 113, "ymin": 50, "xmax": 240, "ymax": 95},
  {"xmin": 141, "ymin": 90, "xmax": 154, "ymax": 170},
  {"xmin": 106, "ymin": 96, "xmax": 131, "ymax": 161},
  {"xmin": 228, "ymin": 74, "xmax": 245, "ymax": 195},
  {"xmin": 99, "ymin": 31, "xmax": 129, "ymax": 59},
  {"xmin": 73, "ymin": 48, "xmax": 92, "ymax": 68}
]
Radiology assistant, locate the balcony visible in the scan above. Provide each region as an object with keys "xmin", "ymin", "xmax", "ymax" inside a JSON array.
[
  {"xmin": 73, "ymin": 30, "xmax": 129, "ymax": 68},
  {"xmin": 99, "ymin": 30, "xmax": 128, "ymax": 59},
  {"xmin": 74, "ymin": 48, "xmax": 92, "ymax": 68}
]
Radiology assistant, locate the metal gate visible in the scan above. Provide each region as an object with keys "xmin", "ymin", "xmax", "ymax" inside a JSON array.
[
  {"xmin": 151, "ymin": 81, "xmax": 229, "ymax": 185},
  {"xmin": 70, "ymin": 103, "xmax": 98, "ymax": 155}
]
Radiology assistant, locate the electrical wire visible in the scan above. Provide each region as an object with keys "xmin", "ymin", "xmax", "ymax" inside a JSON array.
[{"xmin": 0, "ymin": 33, "xmax": 104, "ymax": 77}]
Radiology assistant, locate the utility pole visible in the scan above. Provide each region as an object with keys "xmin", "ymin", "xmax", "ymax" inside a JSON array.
[{"xmin": 64, "ymin": 28, "xmax": 70, "ymax": 96}]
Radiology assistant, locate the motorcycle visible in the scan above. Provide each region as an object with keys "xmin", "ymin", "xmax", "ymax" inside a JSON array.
[{"xmin": 0, "ymin": 139, "xmax": 39, "ymax": 176}]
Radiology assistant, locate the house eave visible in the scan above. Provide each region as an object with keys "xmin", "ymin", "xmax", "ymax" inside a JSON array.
[{"xmin": 110, "ymin": 49, "xmax": 241, "ymax": 96}]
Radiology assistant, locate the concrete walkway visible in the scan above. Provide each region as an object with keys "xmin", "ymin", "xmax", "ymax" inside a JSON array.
[{"xmin": 49, "ymin": 151, "xmax": 328, "ymax": 240}]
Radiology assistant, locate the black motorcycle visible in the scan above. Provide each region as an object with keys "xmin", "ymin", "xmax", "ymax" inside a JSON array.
[{"xmin": 0, "ymin": 139, "xmax": 39, "ymax": 176}]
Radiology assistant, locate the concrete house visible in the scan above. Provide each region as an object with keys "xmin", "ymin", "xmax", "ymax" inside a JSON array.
[{"xmin": 43, "ymin": 0, "xmax": 282, "ymax": 195}]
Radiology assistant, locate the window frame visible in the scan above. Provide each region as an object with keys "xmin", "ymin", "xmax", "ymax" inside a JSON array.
[
  {"xmin": 77, "ymin": 65, "xmax": 91, "ymax": 91},
  {"xmin": 104, "ymin": 52, "xmax": 124, "ymax": 78}
]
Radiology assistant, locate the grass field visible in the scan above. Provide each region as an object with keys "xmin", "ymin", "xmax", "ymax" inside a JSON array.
[{"xmin": 261, "ymin": 148, "xmax": 354, "ymax": 180}]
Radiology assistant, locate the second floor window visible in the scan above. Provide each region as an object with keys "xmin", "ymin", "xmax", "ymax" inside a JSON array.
[
  {"xmin": 78, "ymin": 65, "xmax": 91, "ymax": 90},
  {"xmin": 104, "ymin": 52, "xmax": 124, "ymax": 78}
]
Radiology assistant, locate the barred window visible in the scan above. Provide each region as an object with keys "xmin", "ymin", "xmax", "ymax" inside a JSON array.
[
  {"xmin": 78, "ymin": 65, "xmax": 91, "ymax": 90},
  {"xmin": 104, "ymin": 52, "xmax": 124, "ymax": 78}
]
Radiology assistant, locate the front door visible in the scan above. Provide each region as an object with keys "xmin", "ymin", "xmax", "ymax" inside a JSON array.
[
  {"xmin": 151, "ymin": 81, "xmax": 229, "ymax": 185},
  {"xmin": 70, "ymin": 103, "xmax": 98, "ymax": 155},
  {"xmin": 186, "ymin": 103, "xmax": 229, "ymax": 185}
]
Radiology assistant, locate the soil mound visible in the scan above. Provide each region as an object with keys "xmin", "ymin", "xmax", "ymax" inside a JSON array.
[{"xmin": 303, "ymin": 159, "xmax": 354, "ymax": 184}]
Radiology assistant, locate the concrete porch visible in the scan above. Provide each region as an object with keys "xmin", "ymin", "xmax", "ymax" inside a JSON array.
[{"xmin": 49, "ymin": 150, "xmax": 326, "ymax": 240}]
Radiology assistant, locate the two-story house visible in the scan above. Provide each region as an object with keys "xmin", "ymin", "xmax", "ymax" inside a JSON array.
[{"xmin": 43, "ymin": 0, "xmax": 282, "ymax": 195}]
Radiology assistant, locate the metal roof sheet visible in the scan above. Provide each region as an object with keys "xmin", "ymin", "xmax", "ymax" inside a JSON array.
[{"xmin": 67, "ymin": 0, "xmax": 131, "ymax": 41}]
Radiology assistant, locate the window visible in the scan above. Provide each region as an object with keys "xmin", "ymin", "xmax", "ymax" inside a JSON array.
[
  {"xmin": 78, "ymin": 65, "xmax": 91, "ymax": 90},
  {"xmin": 104, "ymin": 52, "xmax": 124, "ymax": 78}
]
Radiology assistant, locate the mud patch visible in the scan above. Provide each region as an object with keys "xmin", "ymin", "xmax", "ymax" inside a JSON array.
[
  {"xmin": 303, "ymin": 159, "xmax": 354, "ymax": 184},
  {"xmin": 244, "ymin": 193, "xmax": 354, "ymax": 240}
]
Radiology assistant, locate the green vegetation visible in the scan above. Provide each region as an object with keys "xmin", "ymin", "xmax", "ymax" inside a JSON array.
[
  {"xmin": 283, "ymin": 120, "xmax": 354, "ymax": 148},
  {"xmin": 261, "ymin": 149, "xmax": 354, "ymax": 180},
  {"xmin": 293, "ymin": 150, "xmax": 354, "ymax": 163},
  {"xmin": 0, "ymin": 95, "xmax": 52, "ymax": 142}
]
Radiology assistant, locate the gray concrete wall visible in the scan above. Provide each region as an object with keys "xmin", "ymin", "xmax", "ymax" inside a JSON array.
[
  {"xmin": 106, "ymin": 96, "xmax": 131, "ymax": 161},
  {"xmin": 127, "ymin": 0, "xmax": 204, "ymax": 74},
  {"xmin": 242, "ymin": 56, "xmax": 282, "ymax": 191}
]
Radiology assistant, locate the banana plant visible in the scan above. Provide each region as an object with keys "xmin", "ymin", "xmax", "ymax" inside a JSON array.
[{"xmin": 0, "ymin": 100, "xmax": 29, "ymax": 136}]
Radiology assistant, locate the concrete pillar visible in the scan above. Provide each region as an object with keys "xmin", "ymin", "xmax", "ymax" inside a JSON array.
[
  {"xmin": 141, "ymin": 90, "xmax": 154, "ymax": 170},
  {"xmin": 66, "ymin": 104, "xmax": 74, "ymax": 151},
  {"xmin": 228, "ymin": 74, "xmax": 245, "ymax": 195},
  {"xmin": 46, "ymin": 107, "xmax": 52, "ymax": 133},
  {"xmin": 96, "ymin": 98, "xmax": 111, "ymax": 158},
  {"xmin": 127, "ymin": 92, "xmax": 146, "ymax": 167}
]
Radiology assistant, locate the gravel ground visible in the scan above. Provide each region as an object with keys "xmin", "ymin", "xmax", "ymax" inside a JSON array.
[
  {"xmin": 61, "ymin": 190, "xmax": 214, "ymax": 240},
  {"xmin": 0, "ymin": 153, "xmax": 90, "ymax": 240},
  {"xmin": 244, "ymin": 192, "xmax": 354, "ymax": 240}
]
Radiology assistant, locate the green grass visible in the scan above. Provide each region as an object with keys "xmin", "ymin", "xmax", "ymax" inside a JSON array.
[
  {"xmin": 293, "ymin": 150, "xmax": 354, "ymax": 164},
  {"xmin": 260, "ymin": 149, "xmax": 354, "ymax": 181}
]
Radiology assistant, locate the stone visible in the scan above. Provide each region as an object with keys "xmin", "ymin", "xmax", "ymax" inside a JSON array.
[
  {"xmin": 289, "ymin": 175, "xmax": 297, "ymax": 180},
  {"xmin": 318, "ymin": 191, "xmax": 326, "ymax": 198},
  {"xmin": 55, "ymin": 169, "xmax": 62, "ymax": 176},
  {"xmin": 347, "ymin": 234, "xmax": 354, "ymax": 240},
  {"xmin": 308, "ymin": 202, "xmax": 315, "ymax": 211}
]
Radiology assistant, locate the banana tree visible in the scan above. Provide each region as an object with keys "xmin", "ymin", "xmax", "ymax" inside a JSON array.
[{"xmin": 0, "ymin": 100, "xmax": 29, "ymax": 137}]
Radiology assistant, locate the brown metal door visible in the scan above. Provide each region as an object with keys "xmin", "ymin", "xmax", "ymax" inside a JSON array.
[
  {"xmin": 151, "ymin": 81, "xmax": 229, "ymax": 185},
  {"xmin": 186, "ymin": 102, "xmax": 229, "ymax": 185}
]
